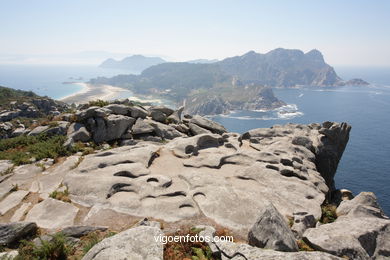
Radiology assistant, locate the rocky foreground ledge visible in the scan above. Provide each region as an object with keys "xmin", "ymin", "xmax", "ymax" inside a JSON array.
[{"xmin": 0, "ymin": 100, "xmax": 389, "ymax": 259}]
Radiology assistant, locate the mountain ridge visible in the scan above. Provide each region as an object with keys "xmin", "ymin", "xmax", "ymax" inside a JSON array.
[
  {"xmin": 99, "ymin": 54, "xmax": 166, "ymax": 72},
  {"xmin": 91, "ymin": 48, "xmax": 368, "ymax": 115}
]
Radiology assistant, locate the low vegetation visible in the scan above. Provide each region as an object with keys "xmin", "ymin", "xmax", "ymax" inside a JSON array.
[
  {"xmin": 16, "ymin": 233, "xmax": 71, "ymax": 260},
  {"xmin": 10, "ymin": 117, "xmax": 49, "ymax": 130},
  {"xmin": 287, "ymin": 216, "xmax": 294, "ymax": 227},
  {"xmin": 76, "ymin": 230, "xmax": 116, "ymax": 259},
  {"xmin": 49, "ymin": 188, "xmax": 71, "ymax": 203},
  {"xmin": 87, "ymin": 99, "xmax": 109, "ymax": 107},
  {"xmin": 12, "ymin": 230, "xmax": 117, "ymax": 260},
  {"xmin": 0, "ymin": 134, "xmax": 72, "ymax": 165},
  {"xmin": 163, "ymin": 228, "xmax": 221, "ymax": 260},
  {"xmin": 0, "ymin": 86, "xmax": 39, "ymax": 110},
  {"xmin": 320, "ymin": 204, "xmax": 338, "ymax": 224}
]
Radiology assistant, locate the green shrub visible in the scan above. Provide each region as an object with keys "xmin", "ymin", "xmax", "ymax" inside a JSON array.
[
  {"xmin": 0, "ymin": 134, "xmax": 71, "ymax": 166},
  {"xmin": 82, "ymin": 233, "xmax": 100, "ymax": 255},
  {"xmin": 320, "ymin": 204, "xmax": 337, "ymax": 224},
  {"xmin": 16, "ymin": 233, "xmax": 71, "ymax": 260},
  {"xmin": 0, "ymin": 135, "xmax": 39, "ymax": 151},
  {"xmin": 88, "ymin": 99, "xmax": 109, "ymax": 107},
  {"xmin": 49, "ymin": 188, "xmax": 71, "ymax": 203}
]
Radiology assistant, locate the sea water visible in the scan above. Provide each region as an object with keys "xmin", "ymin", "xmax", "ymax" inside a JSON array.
[
  {"xmin": 212, "ymin": 67, "xmax": 390, "ymax": 215},
  {"xmin": 0, "ymin": 64, "xmax": 135, "ymax": 99}
]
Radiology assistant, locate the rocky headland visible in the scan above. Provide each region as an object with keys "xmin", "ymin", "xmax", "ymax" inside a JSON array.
[
  {"xmin": 90, "ymin": 48, "xmax": 370, "ymax": 117},
  {"xmin": 0, "ymin": 95, "xmax": 389, "ymax": 259}
]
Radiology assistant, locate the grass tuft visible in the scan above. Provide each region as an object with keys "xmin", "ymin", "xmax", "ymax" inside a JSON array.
[
  {"xmin": 163, "ymin": 228, "xmax": 220, "ymax": 260},
  {"xmin": 15, "ymin": 233, "xmax": 70, "ymax": 260},
  {"xmin": 49, "ymin": 188, "xmax": 71, "ymax": 203},
  {"xmin": 320, "ymin": 204, "xmax": 338, "ymax": 224},
  {"xmin": 88, "ymin": 100, "xmax": 109, "ymax": 108}
]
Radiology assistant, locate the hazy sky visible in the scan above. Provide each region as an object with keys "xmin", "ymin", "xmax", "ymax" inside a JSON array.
[{"xmin": 1, "ymin": 0, "xmax": 390, "ymax": 66}]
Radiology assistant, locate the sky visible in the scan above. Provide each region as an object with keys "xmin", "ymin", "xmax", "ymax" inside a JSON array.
[{"xmin": 1, "ymin": 0, "xmax": 390, "ymax": 66}]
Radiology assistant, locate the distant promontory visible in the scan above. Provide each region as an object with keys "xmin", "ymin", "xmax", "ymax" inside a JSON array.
[
  {"xmin": 99, "ymin": 55, "xmax": 166, "ymax": 72},
  {"xmin": 92, "ymin": 49, "xmax": 369, "ymax": 115}
]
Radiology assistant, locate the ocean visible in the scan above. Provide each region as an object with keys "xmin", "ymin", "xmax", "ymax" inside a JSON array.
[
  {"xmin": 0, "ymin": 65, "xmax": 135, "ymax": 99},
  {"xmin": 1, "ymin": 64, "xmax": 389, "ymax": 214},
  {"xmin": 212, "ymin": 67, "xmax": 390, "ymax": 215}
]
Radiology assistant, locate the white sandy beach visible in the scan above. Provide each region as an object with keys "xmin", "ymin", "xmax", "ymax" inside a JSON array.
[{"xmin": 60, "ymin": 83, "xmax": 132, "ymax": 104}]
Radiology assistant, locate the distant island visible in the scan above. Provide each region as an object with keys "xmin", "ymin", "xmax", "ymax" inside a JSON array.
[
  {"xmin": 99, "ymin": 54, "xmax": 166, "ymax": 72},
  {"xmin": 342, "ymin": 78, "xmax": 370, "ymax": 86},
  {"xmin": 91, "ymin": 48, "xmax": 369, "ymax": 115}
]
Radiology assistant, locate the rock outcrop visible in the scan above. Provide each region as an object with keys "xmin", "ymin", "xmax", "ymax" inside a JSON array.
[
  {"xmin": 0, "ymin": 222, "xmax": 37, "ymax": 247},
  {"xmin": 0, "ymin": 99, "xmax": 388, "ymax": 259},
  {"xmin": 248, "ymin": 203, "xmax": 299, "ymax": 252},
  {"xmin": 303, "ymin": 192, "xmax": 390, "ymax": 259},
  {"xmin": 63, "ymin": 121, "xmax": 350, "ymax": 236},
  {"xmin": 0, "ymin": 97, "xmax": 67, "ymax": 124},
  {"xmin": 82, "ymin": 226, "xmax": 163, "ymax": 260}
]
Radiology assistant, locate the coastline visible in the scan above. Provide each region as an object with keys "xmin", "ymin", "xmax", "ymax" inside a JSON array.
[{"xmin": 59, "ymin": 83, "xmax": 132, "ymax": 104}]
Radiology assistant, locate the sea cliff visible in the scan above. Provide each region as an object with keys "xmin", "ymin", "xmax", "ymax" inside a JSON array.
[{"xmin": 0, "ymin": 97, "xmax": 389, "ymax": 259}]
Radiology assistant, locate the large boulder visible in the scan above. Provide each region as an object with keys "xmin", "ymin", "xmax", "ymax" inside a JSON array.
[
  {"xmin": 0, "ymin": 222, "xmax": 37, "ymax": 247},
  {"xmin": 43, "ymin": 121, "xmax": 69, "ymax": 136},
  {"xmin": 129, "ymin": 106, "xmax": 148, "ymax": 119},
  {"xmin": 28, "ymin": 125, "xmax": 49, "ymax": 136},
  {"xmin": 336, "ymin": 192, "xmax": 385, "ymax": 218},
  {"xmin": 0, "ymin": 122, "xmax": 13, "ymax": 138},
  {"xmin": 82, "ymin": 226, "xmax": 163, "ymax": 260},
  {"xmin": 189, "ymin": 115, "xmax": 227, "ymax": 134},
  {"xmin": 67, "ymin": 123, "xmax": 91, "ymax": 142},
  {"xmin": 167, "ymin": 106, "xmax": 184, "ymax": 124},
  {"xmin": 61, "ymin": 225, "xmax": 108, "ymax": 238},
  {"xmin": 75, "ymin": 106, "xmax": 100, "ymax": 121},
  {"xmin": 291, "ymin": 212, "xmax": 316, "ymax": 238},
  {"xmin": 248, "ymin": 203, "xmax": 299, "ymax": 252},
  {"xmin": 132, "ymin": 118, "xmax": 155, "ymax": 135},
  {"xmin": 149, "ymin": 106, "xmax": 174, "ymax": 117},
  {"xmin": 304, "ymin": 217, "xmax": 390, "ymax": 259},
  {"xmin": 188, "ymin": 122, "xmax": 211, "ymax": 135},
  {"xmin": 105, "ymin": 104, "xmax": 131, "ymax": 115},
  {"xmin": 89, "ymin": 115, "xmax": 135, "ymax": 143},
  {"xmin": 11, "ymin": 126, "xmax": 27, "ymax": 137},
  {"xmin": 304, "ymin": 193, "xmax": 390, "ymax": 260},
  {"xmin": 146, "ymin": 120, "xmax": 184, "ymax": 140},
  {"xmin": 150, "ymin": 110, "xmax": 167, "ymax": 123},
  {"xmin": 0, "ymin": 111, "xmax": 21, "ymax": 122}
]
